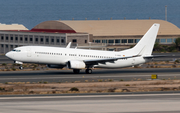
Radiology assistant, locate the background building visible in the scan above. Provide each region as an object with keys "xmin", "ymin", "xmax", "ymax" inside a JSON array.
[{"xmin": 1, "ymin": 20, "xmax": 180, "ymax": 54}]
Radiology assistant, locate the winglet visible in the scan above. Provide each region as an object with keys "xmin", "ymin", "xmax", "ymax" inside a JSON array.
[
  {"xmin": 75, "ymin": 44, "xmax": 78, "ymax": 49},
  {"xmin": 66, "ymin": 42, "xmax": 71, "ymax": 48}
]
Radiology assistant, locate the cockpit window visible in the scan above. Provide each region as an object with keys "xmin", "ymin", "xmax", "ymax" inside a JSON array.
[{"xmin": 12, "ymin": 49, "xmax": 21, "ymax": 52}]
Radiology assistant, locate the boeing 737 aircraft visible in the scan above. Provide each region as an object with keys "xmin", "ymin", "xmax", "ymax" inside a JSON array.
[{"xmin": 6, "ymin": 23, "xmax": 160, "ymax": 74}]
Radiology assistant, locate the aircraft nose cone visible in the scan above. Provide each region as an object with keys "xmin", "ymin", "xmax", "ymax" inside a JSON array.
[
  {"xmin": 5, "ymin": 52, "xmax": 13, "ymax": 59},
  {"xmin": 5, "ymin": 52, "xmax": 9, "ymax": 57}
]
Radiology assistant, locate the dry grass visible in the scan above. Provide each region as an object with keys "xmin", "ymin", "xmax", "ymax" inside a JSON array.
[{"xmin": 0, "ymin": 80, "xmax": 180, "ymax": 95}]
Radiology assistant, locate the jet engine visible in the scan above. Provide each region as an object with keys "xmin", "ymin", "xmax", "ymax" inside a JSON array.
[{"xmin": 68, "ymin": 60, "xmax": 86, "ymax": 69}]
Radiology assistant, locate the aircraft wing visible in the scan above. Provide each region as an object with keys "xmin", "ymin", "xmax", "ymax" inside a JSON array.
[{"xmin": 84, "ymin": 55, "xmax": 137, "ymax": 65}]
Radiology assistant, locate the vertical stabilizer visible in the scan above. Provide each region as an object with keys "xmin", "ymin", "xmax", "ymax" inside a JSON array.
[{"xmin": 125, "ymin": 23, "xmax": 160, "ymax": 56}]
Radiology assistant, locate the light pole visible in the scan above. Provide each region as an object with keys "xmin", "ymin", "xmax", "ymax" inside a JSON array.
[{"xmin": 165, "ymin": 5, "xmax": 167, "ymax": 21}]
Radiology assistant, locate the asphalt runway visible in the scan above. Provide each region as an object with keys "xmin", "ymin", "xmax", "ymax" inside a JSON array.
[
  {"xmin": 0, "ymin": 68, "xmax": 180, "ymax": 83},
  {"xmin": 1, "ymin": 92, "xmax": 180, "ymax": 113}
]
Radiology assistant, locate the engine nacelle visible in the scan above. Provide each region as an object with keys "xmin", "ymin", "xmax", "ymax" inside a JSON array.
[
  {"xmin": 47, "ymin": 64, "xmax": 65, "ymax": 69},
  {"xmin": 68, "ymin": 60, "xmax": 86, "ymax": 69}
]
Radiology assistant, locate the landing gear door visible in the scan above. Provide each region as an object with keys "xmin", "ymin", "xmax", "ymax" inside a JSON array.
[{"xmin": 27, "ymin": 47, "xmax": 31, "ymax": 57}]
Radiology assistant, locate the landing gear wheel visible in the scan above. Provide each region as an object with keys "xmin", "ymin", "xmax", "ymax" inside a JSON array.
[
  {"xmin": 73, "ymin": 69, "xmax": 80, "ymax": 74},
  {"xmin": 19, "ymin": 66, "xmax": 23, "ymax": 70},
  {"xmin": 85, "ymin": 69, "xmax": 92, "ymax": 74}
]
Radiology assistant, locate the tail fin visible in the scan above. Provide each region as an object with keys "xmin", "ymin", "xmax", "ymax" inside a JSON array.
[{"xmin": 126, "ymin": 23, "xmax": 160, "ymax": 56}]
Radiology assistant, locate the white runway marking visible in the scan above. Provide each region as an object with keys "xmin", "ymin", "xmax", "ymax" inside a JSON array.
[{"xmin": 1, "ymin": 93, "xmax": 180, "ymax": 100}]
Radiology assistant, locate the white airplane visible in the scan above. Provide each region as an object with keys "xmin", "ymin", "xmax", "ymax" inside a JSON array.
[{"xmin": 6, "ymin": 23, "xmax": 160, "ymax": 74}]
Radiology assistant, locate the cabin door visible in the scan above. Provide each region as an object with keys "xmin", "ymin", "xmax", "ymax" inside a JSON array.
[
  {"xmin": 132, "ymin": 58, "xmax": 135, "ymax": 65},
  {"xmin": 27, "ymin": 47, "xmax": 31, "ymax": 57}
]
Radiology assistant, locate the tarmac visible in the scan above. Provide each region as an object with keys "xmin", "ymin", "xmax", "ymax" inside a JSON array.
[
  {"xmin": 1, "ymin": 92, "xmax": 180, "ymax": 113},
  {"xmin": 0, "ymin": 68, "xmax": 180, "ymax": 83}
]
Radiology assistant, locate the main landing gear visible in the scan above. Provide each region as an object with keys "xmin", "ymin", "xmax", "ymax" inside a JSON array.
[
  {"xmin": 85, "ymin": 69, "xmax": 92, "ymax": 74},
  {"xmin": 73, "ymin": 69, "xmax": 92, "ymax": 74},
  {"xmin": 73, "ymin": 69, "xmax": 80, "ymax": 74}
]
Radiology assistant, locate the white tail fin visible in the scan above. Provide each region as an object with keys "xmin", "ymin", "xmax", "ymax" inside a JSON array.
[{"xmin": 124, "ymin": 23, "xmax": 160, "ymax": 56}]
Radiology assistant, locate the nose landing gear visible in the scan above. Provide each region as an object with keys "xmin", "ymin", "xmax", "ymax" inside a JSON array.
[
  {"xmin": 14, "ymin": 61, "xmax": 24, "ymax": 70},
  {"xmin": 19, "ymin": 65, "xmax": 23, "ymax": 70}
]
